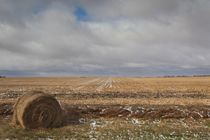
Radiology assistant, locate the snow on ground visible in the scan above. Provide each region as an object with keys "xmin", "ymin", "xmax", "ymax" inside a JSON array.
[
  {"xmin": 75, "ymin": 78, "xmax": 100, "ymax": 91},
  {"xmin": 96, "ymin": 78, "xmax": 113, "ymax": 93}
]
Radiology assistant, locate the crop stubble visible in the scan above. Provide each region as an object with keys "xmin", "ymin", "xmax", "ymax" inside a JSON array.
[{"xmin": 0, "ymin": 77, "xmax": 209, "ymax": 119}]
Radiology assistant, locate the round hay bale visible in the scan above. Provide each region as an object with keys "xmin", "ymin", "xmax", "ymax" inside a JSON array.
[{"xmin": 13, "ymin": 91, "xmax": 63, "ymax": 129}]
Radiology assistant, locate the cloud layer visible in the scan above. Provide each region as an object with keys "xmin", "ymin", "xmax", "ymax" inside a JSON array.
[{"xmin": 0, "ymin": 0, "xmax": 210, "ymax": 77}]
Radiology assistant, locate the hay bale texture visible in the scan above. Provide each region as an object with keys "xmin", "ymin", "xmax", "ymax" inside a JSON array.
[{"xmin": 13, "ymin": 91, "xmax": 63, "ymax": 129}]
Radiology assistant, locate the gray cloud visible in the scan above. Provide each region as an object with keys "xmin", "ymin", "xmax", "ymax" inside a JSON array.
[{"xmin": 0, "ymin": 0, "xmax": 210, "ymax": 77}]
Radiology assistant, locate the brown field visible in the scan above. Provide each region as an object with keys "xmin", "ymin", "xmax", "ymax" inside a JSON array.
[{"xmin": 0, "ymin": 77, "xmax": 209, "ymax": 139}]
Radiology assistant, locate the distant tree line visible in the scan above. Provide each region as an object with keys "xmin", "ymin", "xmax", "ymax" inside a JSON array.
[
  {"xmin": 163, "ymin": 75, "xmax": 187, "ymax": 78},
  {"xmin": 0, "ymin": 76, "xmax": 6, "ymax": 78},
  {"xmin": 193, "ymin": 75, "xmax": 210, "ymax": 77},
  {"xmin": 163, "ymin": 75, "xmax": 210, "ymax": 78}
]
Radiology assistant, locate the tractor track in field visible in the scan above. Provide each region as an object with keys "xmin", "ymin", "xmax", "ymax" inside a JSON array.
[
  {"xmin": 1, "ymin": 102, "xmax": 209, "ymax": 119},
  {"xmin": 54, "ymin": 92, "xmax": 210, "ymax": 99},
  {"xmin": 96, "ymin": 78, "xmax": 112, "ymax": 93},
  {"xmin": 74, "ymin": 78, "xmax": 100, "ymax": 91}
]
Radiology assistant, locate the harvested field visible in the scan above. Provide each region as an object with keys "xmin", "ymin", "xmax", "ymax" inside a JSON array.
[
  {"xmin": 0, "ymin": 77, "xmax": 210, "ymax": 118},
  {"xmin": 0, "ymin": 77, "xmax": 210, "ymax": 106},
  {"xmin": 1, "ymin": 77, "xmax": 210, "ymax": 99},
  {"xmin": 0, "ymin": 77, "xmax": 210, "ymax": 139}
]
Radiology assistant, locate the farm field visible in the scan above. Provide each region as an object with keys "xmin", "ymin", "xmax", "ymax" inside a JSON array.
[{"xmin": 0, "ymin": 77, "xmax": 210, "ymax": 139}]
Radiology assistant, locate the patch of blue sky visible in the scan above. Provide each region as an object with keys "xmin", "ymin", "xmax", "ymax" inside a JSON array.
[
  {"xmin": 30, "ymin": 6, "xmax": 44, "ymax": 15},
  {"xmin": 74, "ymin": 7, "xmax": 89, "ymax": 22}
]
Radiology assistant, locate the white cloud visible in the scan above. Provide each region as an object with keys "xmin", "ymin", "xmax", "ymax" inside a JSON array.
[{"xmin": 0, "ymin": 0, "xmax": 210, "ymax": 76}]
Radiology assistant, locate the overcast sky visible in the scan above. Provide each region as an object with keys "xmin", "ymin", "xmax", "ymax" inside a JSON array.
[{"xmin": 0, "ymin": 0, "xmax": 210, "ymax": 77}]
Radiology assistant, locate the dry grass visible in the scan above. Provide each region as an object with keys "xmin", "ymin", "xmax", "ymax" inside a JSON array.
[
  {"xmin": 0, "ymin": 116, "xmax": 209, "ymax": 139},
  {"xmin": 13, "ymin": 91, "xmax": 63, "ymax": 129},
  {"xmin": 0, "ymin": 77, "xmax": 210, "ymax": 105}
]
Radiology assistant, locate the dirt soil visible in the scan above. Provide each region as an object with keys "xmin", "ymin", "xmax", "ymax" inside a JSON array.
[{"xmin": 1, "ymin": 102, "xmax": 209, "ymax": 120}]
